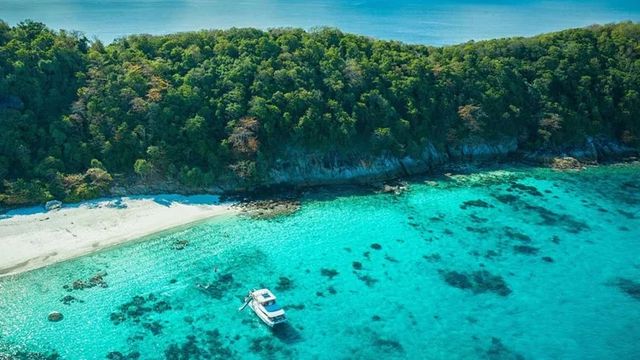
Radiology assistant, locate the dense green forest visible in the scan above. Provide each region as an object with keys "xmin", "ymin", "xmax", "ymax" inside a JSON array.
[{"xmin": 1, "ymin": 20, "xmax": 639, "ymax": 206}]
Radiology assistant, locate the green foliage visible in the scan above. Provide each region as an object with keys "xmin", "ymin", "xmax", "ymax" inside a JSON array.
[
  {"xmin": 1, "ymin": 20, "xmax": 639, "ymax": 206},
  {"xmin": 133, "ymin": 159, "xmax": 154, "ymax": 178}
]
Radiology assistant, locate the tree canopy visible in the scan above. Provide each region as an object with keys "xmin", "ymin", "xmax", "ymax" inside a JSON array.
[{"xmin": 1, "ymin": 20, "xmax": 639, "ymax": 206}]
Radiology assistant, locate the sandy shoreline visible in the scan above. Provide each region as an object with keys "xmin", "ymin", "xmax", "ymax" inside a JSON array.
[{"xmin": 0, "ymin": 195, "xmax": 238, "ymax": 277}]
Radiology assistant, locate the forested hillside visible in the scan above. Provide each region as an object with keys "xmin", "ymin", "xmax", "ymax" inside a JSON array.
[{"xmin": 1, "ymin": 21, "xmax": 639, "ymax": 206}]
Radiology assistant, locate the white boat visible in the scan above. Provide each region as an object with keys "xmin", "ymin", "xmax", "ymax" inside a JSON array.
[{"xmin": 239, "ymin": 288, "xmax": 287, "ymax": 327}]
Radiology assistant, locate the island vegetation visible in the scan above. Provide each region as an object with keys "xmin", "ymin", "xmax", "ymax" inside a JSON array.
[{"xmin": 0, "ymin": 20, "xmax": 638, "ymax": 206}]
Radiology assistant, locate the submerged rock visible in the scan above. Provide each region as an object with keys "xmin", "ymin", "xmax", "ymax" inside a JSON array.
[
  {"xmin": 372, "ymin": 336, "xmax": 404, "ymax": 353},
  {"xmin": 460, "ymin": 199, "xmax": 493, "ymax": 210},
  {"xmin": 320, "ymin": 268, "xmax": 339, "ymax": 279},
  {"xmin": 48, "ymin": 311, "xmax": 64, "ymax": 322},
  {"xmin": 423, "ymin": 253, "xmax": 442, "ymax": 262},
  {"xmin": 440, "ymin": 269, "xmax": 511, "ymax": 296},
  {"xmin": 197, "ymin": 273, "xmax": 239, "ymax": 299},
  {"xmin": 65, "ymin": 271, "xmax": 108, "ymax": 291},
  {"xmin": 513, "ymin": 245, "xmax": 539, "ymax": 255},
  {"xmin": 485, "ymin": 337, "xmax": 525, "ymax": 360},
  {"xmin": 380, "ymin": 181, "xmax": 408, "ymax": 195},
  {"xmin": 276, "ymin": 276, "xmax": 294, "ymax": 291},
  {"xmin": 106, "ymin": 351, "xmax": 140, "ymax": 360},
  {"xmin": 503, "ymin": 227, "xmax": 531, "ymax": 243},
  {"xmin": 352, "ymin": 261, "xmax": 363, "ymax": 270},
  {"xmin": 357, "ymin": 274, "xmax": 379, "ymax": 287},
  {"xmin": 142, "ymin": 321, "xmax": 163, "ymax": 335},
  {"xmin": 370, "ymin": 243, "xmax": 382, "ymax": 250},
  {"xmin": 238, "ymin": 198, "xmax": 300, "ymax": 219},
  {"xmin": 493, "ymin": 194, "xmax": 518, "ymax": 204},
  {"xmin": 442, "ymin": 271, "xmax": 473, "ymax": 290},
  {"xmin": 60, "ymin": 295, "xmax": 84, "ymax": 305},
  {"xmin": 611, "ymin": 278, "xmax": 640, "ymax": 301},
  {"xmin": 508, "ymin": 182, "xmax": 543, "ymax": 197},
  {"xmin": 171, "ymin": 239, "xmax": 189, "ymax": 250}
]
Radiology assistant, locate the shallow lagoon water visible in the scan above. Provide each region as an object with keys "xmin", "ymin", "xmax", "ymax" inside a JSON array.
[
  {"xmin": 1, "ymin": 164, "xmax": 640, "ymax": 359},
  {"xmin": 2, "ymin": 0, "xmax": 640, "ymax": 45}
]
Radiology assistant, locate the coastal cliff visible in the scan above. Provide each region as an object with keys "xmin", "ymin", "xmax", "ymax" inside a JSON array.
[{"xmin": 261, "ymin": 136, "xmax": 636, "ymax": 188}]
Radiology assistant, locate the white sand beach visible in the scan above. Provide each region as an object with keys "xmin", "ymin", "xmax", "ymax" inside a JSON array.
[{"xmin": 0, "ymin": 195, "xmax": 238, "ymax": 276}]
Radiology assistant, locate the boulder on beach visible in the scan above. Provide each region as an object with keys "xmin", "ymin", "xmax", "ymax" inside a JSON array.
[
  {"xmin": 45, "ymin": 200, "xmax": 63, "ymax": 211},
  {"xmin": 48, "ymin": 311, "xmax": 64, "ymax": 322},
  {"xmin": 551, "ymin": 157, "xmax": 583, "ymax": 170}
]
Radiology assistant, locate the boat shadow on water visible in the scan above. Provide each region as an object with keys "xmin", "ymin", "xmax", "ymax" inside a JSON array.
[{"xmin": 271, "ymin": 322, "xmax": 303, "ymax": 345}]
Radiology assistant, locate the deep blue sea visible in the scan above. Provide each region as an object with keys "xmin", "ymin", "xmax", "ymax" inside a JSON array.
[
  {"xmin": 1, "ymin": 165, "xmax": 639, "ymax": 359},
  {"xmin": 1, "ymin": 0, "xmax": 639, "ymax": 45}
]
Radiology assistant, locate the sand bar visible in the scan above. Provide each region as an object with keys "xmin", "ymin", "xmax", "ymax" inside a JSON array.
[{"xmin": 0, "ymin": 195, "xmax": 238, "ymax": 276}]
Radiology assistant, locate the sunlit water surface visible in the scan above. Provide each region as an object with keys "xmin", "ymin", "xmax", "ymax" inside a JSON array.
[{"xmin": 1, "ymin": 164, "xmax": 640, "ymax": 359}]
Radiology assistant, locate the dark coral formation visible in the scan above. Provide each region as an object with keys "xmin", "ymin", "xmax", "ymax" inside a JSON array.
[
  {"xmin": 470, "ymin": 214, "xmax": 489, "ymax": 223},
  {"xmin": 460, "ymin": 199, "xmax": 493, "ymax": 210},
  {"xmin": 503, "ymin": 227, "xmax": 531, "ymax": 242},
  {"xmin": 374, "ymin": 338, "xmax": 404, "ymax": 353},
  {"xmin": 275, "ymin": 276, "xmax": 294, "ymax": 291},
  {"xmin": 612, "ymin": 278, "xmax": 640, "ymax": 300},
  {"xmin": 370, "ymin": 243, "xmax": 382, "ymax": 250},
  {"xmin": 357, "ymin": 274, "xmax": 379, "ymax": 287},
  {"xmin": 197, "ymin": 273, "xmax": 239, "ymax": 299},
  {"xmin": 165, "ymin": 331, "xmax": 237, "ymax": 360},
  {"xmin": 320, "ymin": 268, "xmax": 339, "ymax": 279},
  {"xmin": 352, "ymin": 261, "xmax": 363, "ymax": 270},
  {"xmin": 485, "ymin": 337, "xmax": 525, "ymax": 360},
  {"xmin": 523, "ymin": 203, "xmax": 589, "ymax": 233},
  {"xmin": 508, "ymin": 182, "xmax": 543, "ymax": 197},
  {"xmin": 493, "ymin": 194, "xmax": 518, "ymax": 204},
  {"xmin": 513, "ymin": 245, "xmax": 539, "ymax": 255},
  {"xmin": 250, "ymin": 335, "xmax": 295, "ymax": 357},
  {"xmin": 63, "ymin": 271, "xmax": 108, "ymax": 291},
  {"xmin": 142, "ymin": 321, "xmax": 163, "ymax": 335},
  {"xmin": 466, "ymin": 226, "xmax": 490, "ymax": 234},
  {"xmin": 106, "ymin": 351, "xmax": 140, "ymax": 359},
  {"xmin": 423, "ymin": 253, "xmax": 442, "ymax": 262},
  {"xmin": 110, "ymin": 293, "xmax": 172, "ymax": 327},
  {"xmin": 60, "ymin": 295, "xmax": 84, "ymax": 305},
  {"xmin": 440, "ymin": 270, "xmax": 511, "ymax": 296},
  {"xmin": 171, "ymin": 239, "xmax": 189, "ymax": 250}
]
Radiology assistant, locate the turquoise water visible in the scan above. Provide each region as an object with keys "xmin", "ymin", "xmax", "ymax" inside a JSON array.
[
  {"xmin": 1, "ymin": 0, "xmax": 640, "ymax": 45},
  {"xmin": 1, "ymin": 164, "xmax": 640, "ymax": 359}
]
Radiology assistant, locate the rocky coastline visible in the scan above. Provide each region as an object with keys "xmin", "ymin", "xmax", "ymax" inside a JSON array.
[
  {"xmin": 2, "ymin": 137, "xmax": 637, "ymax": 213},
  {"xmin": 109, "ymin": 136, "xmax": 638, "ymax": 199}
]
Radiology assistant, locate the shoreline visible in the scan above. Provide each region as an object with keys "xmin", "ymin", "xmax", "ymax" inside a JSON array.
[
  {"xmin": 0, "ymin": 195, "xmax": 239, "ymax": 277},
  {"xmin": 1, "ymin": 160, "xmax": 637, "ymax": 278}
]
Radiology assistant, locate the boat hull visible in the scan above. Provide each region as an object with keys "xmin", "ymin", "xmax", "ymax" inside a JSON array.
[{"xmin": 248, "ymin": 300, "xmax": 286, "ymax": 327}]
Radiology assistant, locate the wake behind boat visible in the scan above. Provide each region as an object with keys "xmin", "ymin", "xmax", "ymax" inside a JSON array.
[{"xmin": 239, "ymin": 288, "xmax": 287, "ymax": 327}]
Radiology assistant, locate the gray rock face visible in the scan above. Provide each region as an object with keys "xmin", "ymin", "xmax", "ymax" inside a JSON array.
[
  {"xmin": 266, "ymin": 138, "xmax": 519, "ymax": 186},
  {"xmin": 45, "ymin": 200, "xmax": 63, "ymax": 211},
  {"xmin": 447, "ymin": 137, "xmax": 518, "ymax": 162},
  {"xmin": 523, "ymin": 137, "xmax": 638, "ymax": 164},
  {"xmin": 268, "ymin": 152, "xmax": 406, "ymax": 186}
]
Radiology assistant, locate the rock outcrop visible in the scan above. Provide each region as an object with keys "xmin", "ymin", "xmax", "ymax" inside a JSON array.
[{"xmin": 45, "ymin": 200, "xmax": 62, "ymax": 211}]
